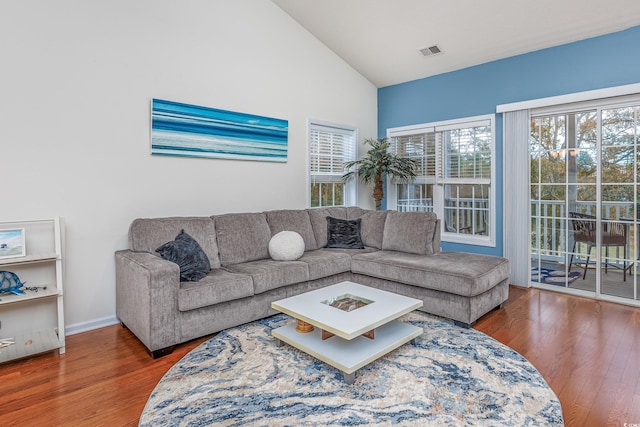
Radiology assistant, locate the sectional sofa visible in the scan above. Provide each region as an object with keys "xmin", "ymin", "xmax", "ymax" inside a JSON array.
[{"xmin": 115, "ymin": 207, "xmax": 510, "ymax": 357}]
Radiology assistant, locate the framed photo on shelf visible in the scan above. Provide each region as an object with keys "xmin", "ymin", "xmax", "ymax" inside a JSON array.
[{"xmin": 0, "ymin": 228, "xmax": 26, "ymax": 259}]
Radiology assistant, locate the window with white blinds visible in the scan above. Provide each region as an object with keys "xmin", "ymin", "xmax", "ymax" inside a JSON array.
[
  {"xmin": 443, "ymin": 124, "xmax": 492, "ymax": 180},
  {"xmin": 309, "ymin": 121, "xmax": 357, "ymax": 207},
  {"xmin": 392, "ymin": 132, "xmax": 437, "ymax": 177},
  {"xmin": 387, "ymin": 115, "xmax": 496, "ymax": 247}
]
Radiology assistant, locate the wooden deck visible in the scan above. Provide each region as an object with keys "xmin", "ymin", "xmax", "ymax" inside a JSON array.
[{"xmin": 535, "ymin": 260, "xmax": 640, "ymax": 301}]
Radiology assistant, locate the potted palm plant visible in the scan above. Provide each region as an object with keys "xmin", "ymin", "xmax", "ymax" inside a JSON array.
[{"xmin": 343, "ymin": 138, "xmax": 417, "ymax": 211}]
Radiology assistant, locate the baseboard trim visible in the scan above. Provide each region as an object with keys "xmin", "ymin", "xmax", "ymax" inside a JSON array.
[{"xmin": 66, "ymin": 315, "xmax": 120, "ymax": 336}]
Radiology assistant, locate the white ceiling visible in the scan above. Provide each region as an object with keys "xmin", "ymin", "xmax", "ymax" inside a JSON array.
[{"xmin": 273, "ymin": 0, "xmax": 640, "ymax": 88}]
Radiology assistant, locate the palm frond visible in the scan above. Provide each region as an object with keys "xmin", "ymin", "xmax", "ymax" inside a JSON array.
[
  {"xmin": 343, "ymin": 137, "xmax": 417, "ymax": 182},
  {"xmin": 341, "ymin": 137, "xmax": 417, "ymax": 209}
]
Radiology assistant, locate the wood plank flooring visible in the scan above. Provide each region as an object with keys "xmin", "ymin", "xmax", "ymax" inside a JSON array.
[
  {"xmin": 475, "ymin": 286, "xmax": 640, "ymax": 427},
  {"xmin": 1, "ymin": 286, "xmax": 639, "ymax": 426}
]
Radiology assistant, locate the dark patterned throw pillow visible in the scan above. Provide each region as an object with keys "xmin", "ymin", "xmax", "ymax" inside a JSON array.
[
  {"xmin": 156, "ymin": 229, "xmax": 211, "ymax": 282},
  {"xmin": 324, "ymin": 217, "xmax": 365, "ymax": 249}
]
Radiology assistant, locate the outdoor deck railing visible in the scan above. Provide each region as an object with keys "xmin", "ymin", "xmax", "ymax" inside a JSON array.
[
  {"xmin": 532, "ymin": 200, "xmax": 635, "ymax": 261},
  {"xmin": 397, "ymin": 198, "xmax": 635, "ymax": 260},
  {"xmin": 397, "ymin": 198, "xmax": 488, "ymax": 234},
  {"xmin": 397, "ymin": 198, "xmax": 434, "ymax": 212}
]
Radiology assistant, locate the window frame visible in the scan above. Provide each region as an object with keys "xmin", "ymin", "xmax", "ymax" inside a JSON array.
[
  {"xmin": 308, "ymin": 119, "xmax": 358, "ymax": 208},
  {"xmin": 386, "ymin": 114, "xmax": 496, "ymax": 247}
]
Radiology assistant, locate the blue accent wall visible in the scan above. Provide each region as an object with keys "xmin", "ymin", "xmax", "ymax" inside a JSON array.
[{"xmin": 378, "ymin": 25, "xmax": 640, "ymax": 256}]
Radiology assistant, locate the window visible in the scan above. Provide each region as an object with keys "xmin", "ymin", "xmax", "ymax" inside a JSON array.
[
  {"xmin": 309, "ymin": 120, "xmax": 357, "ymax": 207},
  {"xmin": 387, "ymin": 115, "xmax": 496, "ymax": 246}
]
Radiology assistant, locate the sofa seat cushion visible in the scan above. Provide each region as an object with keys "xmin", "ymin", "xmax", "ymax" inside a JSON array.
[
  {"xmin": 347, "ymin": 208, "xmax": 388, "ymax": 249},
  {"xmin": 178, "ymin": 269, "xmax": 254, "ymax": 311},
  {"xmin": 265, "ymin": 209, "xmax": 317, "ymax": 250},
  {"xmin": 214, "ymin": 212, "xmax": 271, "ymax": 266},
  {"xmin": 297, "ymin": 249, "xmax": 354, "ymax": 280},
  {"xmin": 225, "ymin": 259, "xmax": 309, "ymax": 295},
  {"xmin": 129, "ymin": 217, "xmax": 221, "ymax": 268},
  {"xmin": 351, "ymin": 251, "xmax": 510, "ymax": 297},
  {"xmin": 382, "ymin": 211, "xmax": 439, "ymax": 255}
]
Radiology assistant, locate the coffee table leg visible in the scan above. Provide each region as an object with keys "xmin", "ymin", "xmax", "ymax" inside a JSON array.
[
  {"xmin": 343, "ymin": 372, "xmax": 356, "ymax": 385},
  {"xmin": 275, "ymin": 338, "xmax": 283, "ymax": 347},
  {"xmin": 296, "ymin": 320, "xmax": 314, "ymax": 333}
]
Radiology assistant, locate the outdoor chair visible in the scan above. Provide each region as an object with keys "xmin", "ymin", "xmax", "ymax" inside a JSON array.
[
  {"xmin": 444, "ymin": 220, "xmax": 486, "ymax": 235},
  {"xmin": 445, "ymin": 222, "xmax": 473, "ymax": 233},
  {"xmin": 568, "ymin": 211, "xmax": 628, "ymax": 281}
]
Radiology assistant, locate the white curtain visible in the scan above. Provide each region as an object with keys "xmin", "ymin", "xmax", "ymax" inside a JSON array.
[{"xmin": 503, "ymin": 110, "xmax": 530, "ymax": 287}]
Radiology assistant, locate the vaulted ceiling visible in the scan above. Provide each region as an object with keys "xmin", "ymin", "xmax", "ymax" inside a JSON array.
[{"xmin": 273, "ymin": 0, "xmax": 640, "ymax": 88}]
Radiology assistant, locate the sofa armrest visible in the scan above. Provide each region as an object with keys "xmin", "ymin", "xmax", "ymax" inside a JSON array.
[{"xmin": 115, "ymin": 250, "xmax": 180, "ymax": 353}]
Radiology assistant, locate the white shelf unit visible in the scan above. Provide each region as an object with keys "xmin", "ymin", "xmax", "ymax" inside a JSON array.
[{"xmin": 0, "ymin": 217, "xmax": 65, "ymax": 363}]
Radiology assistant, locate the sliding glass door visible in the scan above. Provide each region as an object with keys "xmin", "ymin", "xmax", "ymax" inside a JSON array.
[
  {"xmin": 530, "ymin": 101, "xmax": 639, "ymax": 303},
  {"xmin": 600, "ymin": 106, "xmax": 639, "ymax": 299}
]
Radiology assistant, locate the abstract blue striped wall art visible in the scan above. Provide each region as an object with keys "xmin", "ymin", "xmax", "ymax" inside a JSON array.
[{"xmin": 151, "ymin": 99, "xmax": 288, "ymax": 162}]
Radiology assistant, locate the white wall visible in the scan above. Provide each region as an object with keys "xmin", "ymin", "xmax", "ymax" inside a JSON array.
[{"xmin": 1, "ymin": 0, "xmax": 377, "ymax": 331}]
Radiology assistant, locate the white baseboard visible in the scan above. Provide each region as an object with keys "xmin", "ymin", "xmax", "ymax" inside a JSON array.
[{"xmin": 65, "ymin": 315, "xmax": 120, "ymax": 336}]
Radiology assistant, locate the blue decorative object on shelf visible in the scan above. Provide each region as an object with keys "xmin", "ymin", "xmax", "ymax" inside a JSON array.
[{"xmin": 0, "ymin": 270, "xmax": 26, "ymax": 295}]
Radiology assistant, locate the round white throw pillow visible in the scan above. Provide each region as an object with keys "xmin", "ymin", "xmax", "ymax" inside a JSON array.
[{"xmin": 269, "ymin": 231, "xmax": 305, "ymax": 261}]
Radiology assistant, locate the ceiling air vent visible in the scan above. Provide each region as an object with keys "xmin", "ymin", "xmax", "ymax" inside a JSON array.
[{"xmin": 418, "ymin": 44, "xmax": 443, "ymax": 57}]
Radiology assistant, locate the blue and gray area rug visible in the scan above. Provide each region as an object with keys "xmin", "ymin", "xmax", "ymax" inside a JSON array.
[{"xmin": 140, "ymin": 312, "xmax": 564, "ymax": 426}]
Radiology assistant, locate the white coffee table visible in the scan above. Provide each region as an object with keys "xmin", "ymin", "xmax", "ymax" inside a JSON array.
[{"xmin": 271, "ymin": 281, "xmax": 423, "ymax": 384}]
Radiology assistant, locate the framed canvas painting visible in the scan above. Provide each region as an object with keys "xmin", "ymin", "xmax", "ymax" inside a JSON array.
[{"xmin": 151, "ymin": 99, "xmax": 288, "ymax": 162}]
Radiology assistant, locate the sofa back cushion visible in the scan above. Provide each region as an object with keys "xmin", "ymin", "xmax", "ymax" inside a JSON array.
[
  {"xmin": 306, "ymin": 207, "xmax": 348, "ymax": 249},
  {"xmin": 265, "ymin": 210, "xmax": 317, "ymax": 250},
  {"xmin": 214, "ymin": 212, "xmax": 271, "ymax": 266},
  {"xmin": 347, "ymin": 207, "xmax": 388, "ymax": 249},
  {"xmin": 128, "ymin": 217, "xmax": 221, "ymax": 268},
  {"xmin": 382, "ymin": 211, "xmax": 440, "ymax": 255}
]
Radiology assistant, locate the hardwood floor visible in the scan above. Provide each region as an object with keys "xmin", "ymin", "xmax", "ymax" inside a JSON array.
[
  {"xmin": 1, "ymin": 286, "xmax": 639, "ymax": 426},
  {"xmin": 475, "ymin": 286, "xmax": 640, "ymax": 427}
]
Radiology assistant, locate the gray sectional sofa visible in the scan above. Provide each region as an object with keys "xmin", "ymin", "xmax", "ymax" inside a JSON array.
[{"xmin": 115, "ymin": 207, "xmax": 510, "ymax": 357}]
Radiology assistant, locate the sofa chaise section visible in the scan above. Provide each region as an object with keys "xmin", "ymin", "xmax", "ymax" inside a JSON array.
[{"xmin": 351, "ymin": 250, "xmax": 510, "ymax": 326}]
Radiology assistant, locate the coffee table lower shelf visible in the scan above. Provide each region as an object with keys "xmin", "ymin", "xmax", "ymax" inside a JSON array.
[{"xmin": 272, "ymin": 320, "xmax": 422, "ymax": 384}]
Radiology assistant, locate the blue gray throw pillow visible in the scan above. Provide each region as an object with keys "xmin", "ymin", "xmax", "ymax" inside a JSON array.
[
  {"xmin": 325, "ymin": 217, "xmax": 365, "ymax": 249},
  {"xmin": 156, "ymin": 230, "xmax": 211, "ymax": 282}
]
